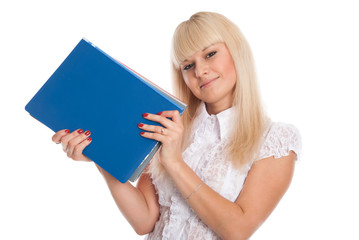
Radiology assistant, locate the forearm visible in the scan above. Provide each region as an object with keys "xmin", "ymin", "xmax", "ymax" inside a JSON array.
[
  {"xmin": 164, "ymin": 159, "xmax": 250, "ymax": 239},
  {"xmin": 96, "ymin": 164, "xmax": 157, "ymax": 235}
]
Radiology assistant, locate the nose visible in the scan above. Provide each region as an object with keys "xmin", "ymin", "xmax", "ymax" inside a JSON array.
[{"xmin": 195, "ymin": 60, "xmax": 209, "ymax": 79}]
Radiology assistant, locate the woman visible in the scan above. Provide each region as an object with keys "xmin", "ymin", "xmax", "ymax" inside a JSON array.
[{"xmin": 52, "ymin": 12, "xmax": 301, "ymax": 239}]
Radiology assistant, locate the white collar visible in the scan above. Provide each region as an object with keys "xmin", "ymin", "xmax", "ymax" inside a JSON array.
[{"xmin": 193, "ymin": 102, "xmax": 235, "ymax": 140}]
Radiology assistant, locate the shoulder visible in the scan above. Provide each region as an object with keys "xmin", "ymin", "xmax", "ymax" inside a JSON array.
[{"xmin": 255, "ymin": 121, "xmax": 302, "ymax": 162}]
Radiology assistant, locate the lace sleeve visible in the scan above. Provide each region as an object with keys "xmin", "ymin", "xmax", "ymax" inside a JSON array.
[{"xmin": 255, "ymin": 122, "xmax": 302, "ymax": 162}]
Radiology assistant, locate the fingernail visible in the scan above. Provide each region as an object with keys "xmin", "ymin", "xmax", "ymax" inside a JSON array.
[
  {"xmin": 157, "ymin": 112, "xmax": 163, "ymax": 115},
  {"xmin": 140, "ymin": 132, "xmax": 145, "ymax": 135},
  {"xmin": 65, "ymin": 129, "xmax": 70, "ymax": 133},
  {"xmin": 142, "ymin": 113, "xmax": 149, "ymax": 117},
  {"xmin": 77, "ymin": 129, "xmax": 84, "ymax": 134},
  {"xmin": 138, "ymin": 123, "xmax": 144, "ymax": 127},
  {"xmin": 85, "ymin": 130, "xmax": 91, "ymax": 136},
  {"xmin": 87, "ymin": 137, "xmax": 92, "ymax": 141}
]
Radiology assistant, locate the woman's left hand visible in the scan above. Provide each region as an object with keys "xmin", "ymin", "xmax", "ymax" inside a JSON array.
[{"xmin": 138, "ymin": 110, "xmax": 184, "ymax": 168}]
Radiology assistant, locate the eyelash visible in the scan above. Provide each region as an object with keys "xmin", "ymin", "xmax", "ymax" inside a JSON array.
[
  {"xmin": 183, "ymin": 51, "xmax": 217, "ymax": 71},
  {"xmin": 206, "ymin": 51, "xmax": 217, "ymax": 58},
  {"xmin": 183, "ymin": 63, "xmax": 194, "ymax": 71}
]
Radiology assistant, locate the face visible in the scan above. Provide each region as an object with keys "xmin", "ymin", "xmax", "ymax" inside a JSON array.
[{"xmin": 180, "ymin": 43, "xmax": 237, "ymax": 113}]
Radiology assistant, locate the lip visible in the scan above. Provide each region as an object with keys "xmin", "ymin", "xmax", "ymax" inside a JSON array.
[{"xmin": 200, "ymin": 77, "xmax": 219, "ymax": 89}]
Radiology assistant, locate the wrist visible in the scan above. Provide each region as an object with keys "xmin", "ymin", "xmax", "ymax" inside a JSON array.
[
  {"xmin": 162, "ymin": 156, "xmax": 185, "ymax": 175},
  {"xmin": 162, "ymin": 156, "xmax": 204, "ymax": 202}
]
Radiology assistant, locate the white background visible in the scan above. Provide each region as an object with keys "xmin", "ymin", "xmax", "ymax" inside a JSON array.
[{"xmin": 1, "ymin": 0, "xmax": 358, "ymax": 239}]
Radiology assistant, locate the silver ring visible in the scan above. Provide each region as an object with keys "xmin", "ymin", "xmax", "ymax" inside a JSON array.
[{"xmin": 160, "ymin": 128, "xmax": 165, "ymax": 135}]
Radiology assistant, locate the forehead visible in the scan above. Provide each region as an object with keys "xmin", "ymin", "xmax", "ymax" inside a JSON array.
[{"xmin": 171, "ymin": 23, "xmax": 223, "ymax": 68}]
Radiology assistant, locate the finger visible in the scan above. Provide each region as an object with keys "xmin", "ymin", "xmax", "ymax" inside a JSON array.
[
  {"xmin": 61, "ymin": 129, "xmax": 84, "ymax": 152},
  {"xmin": 157, "ymin": 110, "xmax": 183, "ymax": 125},
  {"xmin": 138, "ymin": 123, "xmax": 168, "ymax": 135},
  {"xmin": 142, "ymin": 113, "xmax": 175, "ymax": 129},
  {"xmin": 67, "ymin": 130, "xmax": 91, "ymax": 158},
  {"xmin": 72, "ymin": 137, "xmax": 93, "ymax": 161},
  {"xmin": 52, "ymin": 129, "xmax": 70, "ymax": 144},
  {"xmin": 140, "ymin": 131, "xmax": 166, "ymax": 142}
]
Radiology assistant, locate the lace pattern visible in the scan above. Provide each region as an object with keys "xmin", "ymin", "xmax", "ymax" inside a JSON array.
[
  {"xmin": 146, "ymin": 102, "xmax": 302, "ymax": 240},
  {"xmin": 256, "ymin": 121, "xmax": 302, "ymax": 162}
]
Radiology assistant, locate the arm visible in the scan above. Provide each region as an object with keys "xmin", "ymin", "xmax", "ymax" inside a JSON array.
[
  {"xmin": 139, "ymin": 111, "xmax": 296, "ymax": 239},
  {"xmin": 165, "ymin": 151, "xmax": 296, "ymax": 240},
  {"xmin": 52, "ymin": 129, "xmax": 160, "ymax": 235},
  {"xmin": 97, "ymin": 166, "xmax": 160, "ymax": 235},
  {"xmin": 140, "ymin": 111, "xmax": 295, "ymax": 239}
]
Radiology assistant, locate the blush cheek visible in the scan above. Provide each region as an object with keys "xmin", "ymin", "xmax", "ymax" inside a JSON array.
[
  {"xmin": 185, "ymin": 78, "xmax": 201, "ymax": 99},
  {"xmin": 223, "ymin": 57, "xmax": 237, "ymax": 85},
  {"xmin": 182, "ymin": 74, "xmax": 190, "ymax": 86}
]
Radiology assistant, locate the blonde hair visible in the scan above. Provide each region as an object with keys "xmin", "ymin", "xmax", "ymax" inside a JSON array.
[{"xmin": 171, "ymin": 12, "xmax": 269, "ymax": 169}]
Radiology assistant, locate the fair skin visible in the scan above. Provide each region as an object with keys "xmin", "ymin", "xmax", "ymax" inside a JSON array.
[
  {"xmin": 181, "ymin": 43, "xmax": 237, "ymax": 114},
  {"xmin": 52, "ymin": 42, "xmax": 296, "ymax": 239}
]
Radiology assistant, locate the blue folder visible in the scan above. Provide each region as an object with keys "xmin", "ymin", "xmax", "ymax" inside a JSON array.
[{"xmin": 25, "ymin": 38, "xmax": 187, "ymax": 183}]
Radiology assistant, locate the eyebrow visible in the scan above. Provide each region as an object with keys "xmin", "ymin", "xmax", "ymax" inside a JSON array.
[{"xmin": 182, "ymin": 44, "xmax": 215, "ymax": 63}]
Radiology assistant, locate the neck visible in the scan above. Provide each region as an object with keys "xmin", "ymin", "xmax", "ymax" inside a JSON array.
[{"xmin": 205, "ymin": 101, "xmax": 232, "ymax": 115}]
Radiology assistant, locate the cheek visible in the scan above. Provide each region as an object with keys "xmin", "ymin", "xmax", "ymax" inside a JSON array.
[
  {"xmin": 222, "ymin": 57, "xmax": 237, "ymax": 84},
  {"xmin": 182, "ymin": 73, "xmax": 197, "ymax": 90},
  {"xmin": 182, "ymin": 74, "xmax": 189, "ymax": 86},
  {"xmin": 182, "ymin": 74, "xmax": 203, "ymax": 99}
]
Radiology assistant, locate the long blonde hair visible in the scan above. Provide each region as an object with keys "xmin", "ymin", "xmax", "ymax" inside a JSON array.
[{"xmin": 171, "ymin": 12, "xmax": 269, "ymax": 169}]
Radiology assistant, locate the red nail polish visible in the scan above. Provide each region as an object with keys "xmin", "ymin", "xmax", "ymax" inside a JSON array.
[
  {"xmin": 140, "ymin": 132, "xmax": 145, "ymax": 135},
  {"xmin": 157, "ymin": 112, "xmax": 163, "ymax": 115},
  {"xmin": 77, "ymin": 129, "xmax": 84, "ymax": 134},
  {"xmin": 138, "ymin": 123, "xmax": 144, "ymax": 127},
  {"xmin": 142, "ymin": 113, "xmax": 149, "ymax": 117},
  {"xmin": 85, "ymin": 130, "xmax": 91, "ymax": 136},
  {"xmin": 65, "ymin": 129, "xmax": 70, "ymax": 133},
  {"xmin": 87, "ymin": 137, "xmax": 92, "ymax": 141}
]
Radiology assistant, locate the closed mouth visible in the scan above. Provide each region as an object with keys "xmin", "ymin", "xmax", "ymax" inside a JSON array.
[{"xmin": 200, "ymin": 77, "xmax": 219, "ymax": 89}]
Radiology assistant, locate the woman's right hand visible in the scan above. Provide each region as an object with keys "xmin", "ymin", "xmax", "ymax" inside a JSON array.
[{"xmin": 52, "ymin": 129, "xmax": 92, "ymax": 162}]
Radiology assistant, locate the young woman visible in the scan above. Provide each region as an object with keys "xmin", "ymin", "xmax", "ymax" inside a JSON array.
[{"xmin": 52, "ymin": 12, "xmax": 301, "ymax": 240}]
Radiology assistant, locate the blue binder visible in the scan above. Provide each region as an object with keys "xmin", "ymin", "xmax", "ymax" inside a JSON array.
[{"xmin": 25, "ymin": 39, "xmax": 187, "ymax": 183}]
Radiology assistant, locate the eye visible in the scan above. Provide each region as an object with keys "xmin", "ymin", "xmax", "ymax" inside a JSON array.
[
  {"xmin": 206, "ymin": 51, "xmax": 217, "ymax": 58},
  {"xmin": 183, "ymin": 63, "xmax": 194, "ymax": 71}
]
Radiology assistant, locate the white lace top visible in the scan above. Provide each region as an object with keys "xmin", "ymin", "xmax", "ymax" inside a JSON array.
[{"xmin": 145, "ymin": 102, "xmax": 302, "ymax": 240}]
